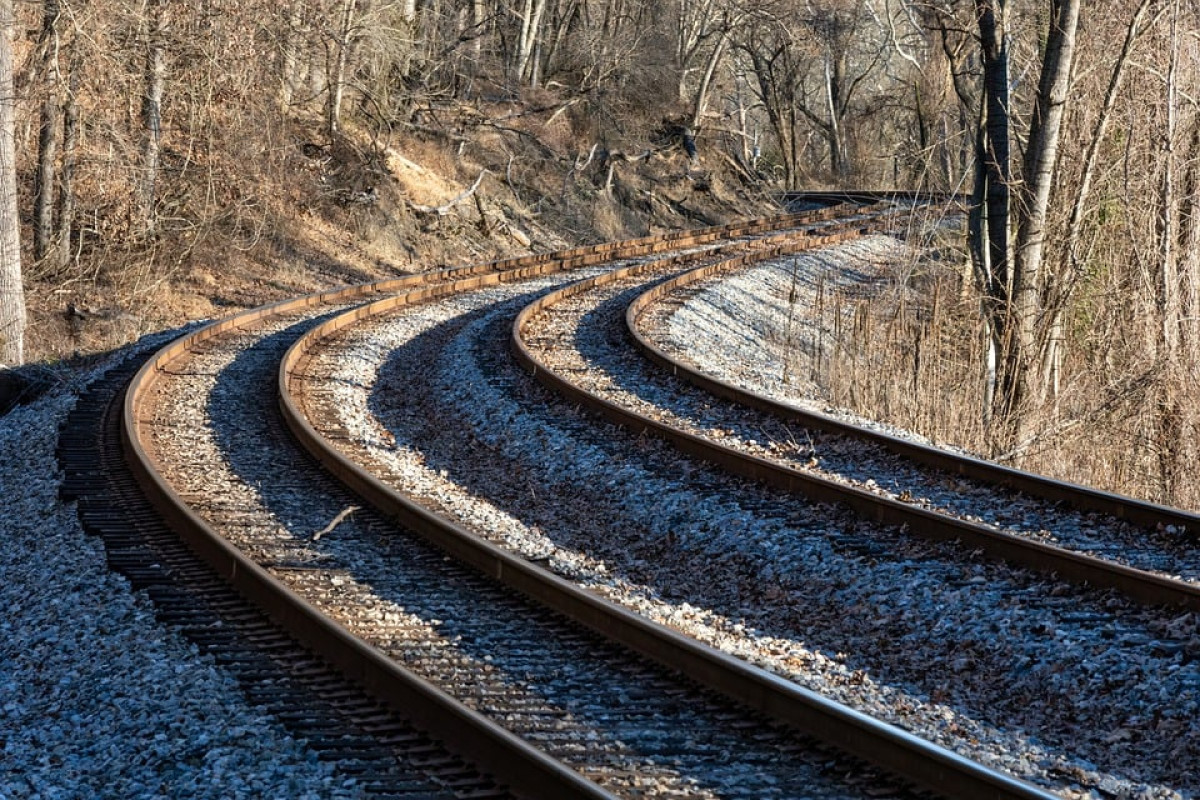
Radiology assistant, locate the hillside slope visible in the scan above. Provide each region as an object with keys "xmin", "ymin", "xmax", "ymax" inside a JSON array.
[{"xmin": 28, "ymin": 108, "xmax": 782, "ymax": 364}]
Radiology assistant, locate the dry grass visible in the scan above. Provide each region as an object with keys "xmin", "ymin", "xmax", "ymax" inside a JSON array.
[{"xmin": 785, "ymin": 217, "xmax": 1200, "ymax": 513}]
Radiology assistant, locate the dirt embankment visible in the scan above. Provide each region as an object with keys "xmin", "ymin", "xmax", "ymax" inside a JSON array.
[{"xmin": 30, "ymin": 106, "xmax": 782, "ymax": 364}]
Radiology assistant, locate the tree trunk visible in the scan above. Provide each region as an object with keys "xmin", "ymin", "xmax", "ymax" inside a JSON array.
[
  {"xmin": 1010, "ymin": 0, "xmax": 1081, "ymax": 406},
  {"xmin": 515, "ymin": 0, "xmax": 548, "ymax": 86},
  {"xmin": 971, "ymin": 0, "xmax": 1011, "ymax": 423},
  {"xmin": 0, "ymin": 0, "xmax": 26, "ymax": 365},
  {"xmin": 1156, "ymin": 0, "xmax": 1180, "ymax": 361},
  {"xmin": 823, "ymin": 52, "xmax": 848, "ymax": 177},
  {"xmin": 471, "ymin": 0, "xmax": 486, "ymax": 59},
  {"xmin": 689, "ymin": 29, "xmax": 728, "ymax": 130},
  {"xmin": 56, "ymin": 39, "xmax": 80, "ymax": 270},
  {"xmin": 326, "ymin": 0, "xmax": 358, "ymax": 139},
  {"xmin": 33, "ymin": 0, "xmax": 61, "ymax": 263},
  {"xmin": 140, "ymin": 0, "xmax": 166, "ymax": 234}
]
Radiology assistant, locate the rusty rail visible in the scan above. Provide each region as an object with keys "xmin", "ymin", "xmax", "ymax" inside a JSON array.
[
  {"xmin": 279, "ymin": 204, "xmax": 1056, "ymax": 799},
  {"xmin": 618, "ymin": 253, "xmax": 1200, "ymax": 610}
]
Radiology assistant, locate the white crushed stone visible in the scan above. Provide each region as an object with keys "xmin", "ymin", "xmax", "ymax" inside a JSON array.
[
  {"xmin": 301, "ymin": 242, "xmax": 1198, "ymax": 799},
  {"xmin": 661, "ymin": 236, "xmax": 933, "ymax": 436},
  {"xmin": 0, "ymin": 348, "xmax": 359, "ymax": 800}
]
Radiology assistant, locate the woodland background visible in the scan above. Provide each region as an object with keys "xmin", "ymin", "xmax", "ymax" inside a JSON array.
[{"xmin": 1, "ymin": 0, "xmax": 1198, "ymax": 510}]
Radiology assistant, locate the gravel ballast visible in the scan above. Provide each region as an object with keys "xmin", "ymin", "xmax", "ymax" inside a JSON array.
[
  {"xmin": 299, "ymin": 239, "xmax": 1199, "ymax": 799},
  {"xmin": 0, "ymin": 349, "xmax": 363, "ymax": 800},
  {"xmin": 7, "ymin": 230, "xmax": 1197, "ymax": 800}
]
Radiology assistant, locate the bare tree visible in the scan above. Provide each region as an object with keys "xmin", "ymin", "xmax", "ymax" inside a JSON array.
[
  {"xmin": 33, "ymin": 0, "xmax": 62, "ymax": 263},
  {"xmin": 969, "ymin": 0, "xmax": 1010, "ymax": 426},
  {"xmin": 669, "ymin": 0, "xmax": 736, "ymax": 127},
  {"xmin": 738, "ymin": 0, "xmax": 889, "ymax": 183},
  {"xmin": 515, "ymin": 0, "xmax": 550, "ymax": 86},
  {"xmin": 801, "ymin": 0, "xmax": 888, "ymax": 178},
  {"xmin": 1004, "ymin": 0, "xmax": 1081, "ymax": 418},
  {"xmin": 326, "ymin": 0, "xmax": 360, "ymax": 138},
  {"xmin": 967, "ymin": 0, "xmax": 1081, "ymax": 436},
  {"xmin": 0, "ymin": 0, "xmax": 25, "ymax": 364},
  {"xmin": 139, "ymin": 0, "xmax": 166, "ymax": 233},
  {"xmin": 739, "ymin": 15, "xmax": 806, "ymax": 188}
]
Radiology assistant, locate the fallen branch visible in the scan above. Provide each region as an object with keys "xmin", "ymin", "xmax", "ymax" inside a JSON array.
[
  {"xmin": 409, "ymin": 169, "xmax": 489, "ymax": 215},
  {"xmin": 312, "ymin": 505, "xmax": 360, "ymax": 541},
  {"xmin": 543, "ymin": 96, "xmax": 584, "ymax": 128}
]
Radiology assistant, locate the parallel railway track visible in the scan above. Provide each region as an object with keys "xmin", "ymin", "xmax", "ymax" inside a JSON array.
[
  {"xmin": 622, "ymin": 248, "xmax": 1200, "ymax": 599},
  {"xmin": 510, "ymin": 227, "xmax": 1200, "ymax": 610},
  {"xmin": 61, "ymin": 192, "xmax": 1197, "ymax": 798}
]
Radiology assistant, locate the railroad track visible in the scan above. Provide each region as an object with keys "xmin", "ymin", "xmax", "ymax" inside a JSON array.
[
  {"xmin": 502, "ymin": 227, "xmax": 1200, "ymax": 787},
  {"xmin": 278, "ymin": 196, "xmax": 1196, "ymax": 796},
  {"xmin": 98, "ymin": 199, "xmax": 949, "ymax": 799},
  {"xmin": 622, "ymin": 241, "xmax": 1200, "ymax": 598},
  {"xmin": 64, "ymin": 192, "xmax": 1194, "ymax": 798},
  {"xmin": 60, "ymin": 345, "xmax": 505, "ymax": 799},
  {"xmin": 511, "ymin": 218, "xmax": 1200, "ymax": 610}
]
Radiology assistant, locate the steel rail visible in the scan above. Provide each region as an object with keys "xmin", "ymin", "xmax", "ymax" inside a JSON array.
[
  {"xmin": 278, "ymin": 205, "xmax": 1056, "ymax": 799},
  {"xmin": 618, "ymin": 254, "xmax": 1200, "ymax": 610},
  {"xmin": 124, "ymin": 290, "xmax": 616, "ymax": 800},
  {"xmin": 120, "ymin": 207, "xmax": 852, "ymax": 800}
]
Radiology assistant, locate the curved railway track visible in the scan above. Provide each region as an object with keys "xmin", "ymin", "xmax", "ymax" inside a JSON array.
[
  {"xmin": 99, "ymin": 198, "xmax": 975, "ymax": 799},
  {"xmin": 64, "ymin": 192, "xmax": 1197, "ymax": 798},
  {"xmin": 119, "ymin": 209, "xmax": 873, "ymax": 799},
  {"xmin": 623, "ymin": 247, "xmax": 1200, "ymax": 591},
  {"xmin": 278, "ymin": 199, "xmax": 1197, "ymax": 796},
  {"xmin": 60, "ymin": 348, "xmax": 507, "ymax": 799},
  {"xmin": 511, "ymin": 227, "xmax": 1200, "ymax": 610}
]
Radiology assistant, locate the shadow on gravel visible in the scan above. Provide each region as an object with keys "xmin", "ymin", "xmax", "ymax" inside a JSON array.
[
  {"xmin": 363, "ymin": 292, "xmax": 1200, "ymax": 798},
  {"xmin": 204, "ymin": 307, "xmax": 859, "ymax": 799}
]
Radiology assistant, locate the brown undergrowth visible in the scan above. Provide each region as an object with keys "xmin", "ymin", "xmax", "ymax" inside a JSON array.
[
  {"xmin": 785, "ymin": 213, "xmax": 1200, "ymax": 513},
  {"xmin": 27, "ymin": 101, "xmax": 773, "ymax": 364}
]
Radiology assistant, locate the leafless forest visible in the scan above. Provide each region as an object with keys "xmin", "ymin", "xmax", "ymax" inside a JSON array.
[{"xmin": 1, "ymin": 0, "xmax": 1198, "ymax": 508}]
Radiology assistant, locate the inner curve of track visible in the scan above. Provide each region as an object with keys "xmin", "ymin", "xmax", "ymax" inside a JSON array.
[
  {"xmin": 139, "ymin": 273, "xmax": 914, "ymax": 799},
  {"xmin": 297, "ymin": 240, "xmax": 1200, "ymax": 800},
  {"xmin": 628, "ymin": 245, "xmax": 1200, "ymax": 582}
]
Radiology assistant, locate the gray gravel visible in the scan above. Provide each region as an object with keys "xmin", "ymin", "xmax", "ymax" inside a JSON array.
[
  {"xmin": 300, "ymin": 241, "xmax": 1200, "ymax": 800},
  {"xmin": 6, "ymin": 229, "xmax": 1196, "ymax": 800},
  {"xmin": 0, "ymin": 345, "xmax": 361, "ymax": 800},
  {"xmin": 139, "ymin": 280, "xmax": 908, "ymax": 798}
]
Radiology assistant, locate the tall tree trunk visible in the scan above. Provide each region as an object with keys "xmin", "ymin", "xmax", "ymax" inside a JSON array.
[
  {"xmin": 57, "ymin": 38, "xmax": 80, "ymax": 270},
  {"xmin": 689, "ymin": 30, "xmax": 728, "ymax": 130},
  {"xmin": 0, "ymin": 0, "xmax": 26, "ymax": 365},
  {"xmin": 1010, "ymin": 0, "xmax": 1081, "ymax": 408},
  {"xmin": 969, "ymin": 120, "xmax": 998, "ymax": 425},
  {"xmin": 34, "ymin": 0, "xmax": 61, "ymax": 263},
  {"xmin": 471, "ymin": 0, "xmax": 485, "ymax": 59},
  {"xmin": 1156, "ymin": 0, "xmax": 1180, "ymax": 361},
  {"xmin": 1040, "ymin": 0, "xmax": 1156, "ymax": 409},
  {"xmin": 326, "ymin": 0, "xmax": 358, "ymax": 139},
  {"xmin": 971, "ymin": 0, "xmax": 1011, "ymax": 424},
  {"xmin": 823, "ymin": 54, "xmax": 846, "ymax": 176},
  {"xmin": 140, "ymin": 0, "xmax": 166, "ymax": 234},
  {"xmin": 515, "ymin": 0, "xmax": 548, "ymax": 86}
]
